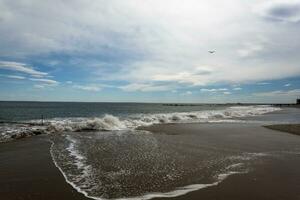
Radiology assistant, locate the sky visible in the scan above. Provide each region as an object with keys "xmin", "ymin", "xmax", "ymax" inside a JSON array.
[{"xmin": 0, "ymin": 0, "xmax": 300, "ymax": 103}]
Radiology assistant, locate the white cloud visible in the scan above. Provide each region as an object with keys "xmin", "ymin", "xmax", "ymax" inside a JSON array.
[
  {"xmin": 66, "ymin": 81, "xmax": 73, "ymax": 84},
  {"xmin": 33, "ymin": 84, "xmax": 45, "ymax": 89},
  {"xmin": 200, "ymin": 88, "xmax": 228, "ymax": 92},
  {"xmin": 30, "ymin": 74, "xmax": 46, "ymax": 78},
  {"xmin": 151, "ymin": 67, "xmax": 214, "ymax": 86},
  {"xmin": 120, "ymin": 83, "xmax": 171, "ymax": 92},
  {"xmin": 284, "ymin": 83, "xmax": 291, "ymax": 87},
  {"xmin": 1, "ymin": 0, "xmax": 300, "ymax": 90},
  {"xmin": 254, "ymin": 89, "xmax": 300, "ymax": 97},
  {"xmin": 233, "ymin": 87, "xmax": 242, "ymax": 90},
  {"xmin": 257, "ymin": 82, "xmax": 271, "ymax": 85},
  {"xmin": 0, "ymin": 61, "xmax": 47, "ymax": 77},
  {"xmin": 29, "ymin": 78, "xmax": 58, "ymax": 85},
  {"xmin": 1, "ymin": 74, "xmax": 25, "ymax": 79},
  {"xmin": 181, "ymin": 91, "xmax": 192, "ymax": 96},
  {"xmin": 223, "ymin": 91, "xmax": 231, "ymax": 95},
  {"xmin": 7, "ymin": 75, "xmax": 25, "ymax": 79},
  {"xmin": 237, "ymin": 42, "xmax": 264, "ymax": 57},
  {"xmin": 73, "ymin": 85, "xmax": 101, "ymax": 91}
]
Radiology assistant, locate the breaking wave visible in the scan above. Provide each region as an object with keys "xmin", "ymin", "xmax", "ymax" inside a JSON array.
[
  {"xmin": 0, "ymin": 105, "xmax": 280, "ymax": 142},
  {"xmin": 38, "ymin": 105, "xmax": 281, "ymax": 132}
]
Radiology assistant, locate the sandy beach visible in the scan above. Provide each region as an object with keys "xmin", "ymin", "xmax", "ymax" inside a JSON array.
[
  {"xmin": 1, "ymin": 0, "xmax": 300, "ymax": 198},
  {"xmin": 1, "ymin": 121, "xmax": 300, "ymax": 200},
  {"xmin": 0, "ymin": 135, "xmax": 88, "ymax": 200},
  {"xmin": 145, "ymin": 123, "xmax": 300, "ymax": 200},
  {"xmin": 265, "ymin": 124, "xmax": 300, "ymax": 136}
]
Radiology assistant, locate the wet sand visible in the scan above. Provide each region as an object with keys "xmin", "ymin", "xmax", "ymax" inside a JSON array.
[
  {"xmin": 155, "ymin": 155, "xmax": 300, "ymax": 200},
  {"xmin": 0, "ymin": 135, "xmax": 88, "ymax": 200},
  {"xmin": 145, "ymin": 123, "xmax": 300, "ymax": 200},
  {"xmin": 265, "ymin": 124, "xmax": 300, "ymax": 136},
  {"xmin": 1, "ymin": 123, "xmax": 300, "ymax": 200}
]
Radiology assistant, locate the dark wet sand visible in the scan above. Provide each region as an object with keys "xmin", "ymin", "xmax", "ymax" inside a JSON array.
[
  {"xmin": 265, "ymin": 124, "xmax": 300, "ymax": 136},
  {"xmin": 147, "ymin": 123, "xmax": 300, "ymax": 200},
  {"xmin": 0, "ymin": 136, "xmax": 88, "ymax": 200},
  {"xmin": 1, "ymin": 123, "xmax": 300, "ymax": 200},
  {"xmin": 155, "ymin": 155, "xmax": 300, "ymax": 200}
]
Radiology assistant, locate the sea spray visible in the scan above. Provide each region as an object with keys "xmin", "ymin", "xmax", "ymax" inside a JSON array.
[
  {"xmin": 46, "ymin": 105, "xmax": 281, "ymax": 132},
  {"xmin": 0, "ymin": 105, "xmax": 281, "ymax": 142}
]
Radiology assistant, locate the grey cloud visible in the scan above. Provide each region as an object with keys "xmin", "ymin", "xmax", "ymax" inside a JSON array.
[
  {"xmin": 258, "ymin": 1, "xmax": 300, "ymax": 22},
  {"xmin": 254, "ymin": 89, "xmax": 300, "ymax": 97},
  {"xmin": 270, "ymin": 4, "xmax": 300, "ymax": 18},
  {"xmin": 1, "ymin": 0, "xmax": 300, "ymax": 88}
]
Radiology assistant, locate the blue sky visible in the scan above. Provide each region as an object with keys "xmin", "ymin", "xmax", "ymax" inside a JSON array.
[{"xmin": 0, "ymin": 0, "xmax": 300, "ymax": 103}]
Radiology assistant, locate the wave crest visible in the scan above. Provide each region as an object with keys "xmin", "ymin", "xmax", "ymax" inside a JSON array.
[{"xmin": 0, "ymin": 105, "xmax": 281, "ymax": 141}]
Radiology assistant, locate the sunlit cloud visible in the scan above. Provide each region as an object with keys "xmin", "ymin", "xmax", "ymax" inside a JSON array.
[
  {"xmin": 237, "ymin": 42, "xmax": 264, "ymax": 58},
  {"xmin": 254, "ymin": 89, "xmax": 300, "ymax": 97},
  {"xmin": 233, "ymin": 87, "xmax": 242, "ymax": 90},
  {"xmin": 73, "ymin": 85, "xmax": 102, "ymax": 92},
  {"xmin": 0, "ymin": 74, "xmax": 26, "ymax": 80},
  {"xmin": 181, "ymin": 91, "xmax": 192, "ymax": 96},
  {"xmin": 33, "ymin": 84, "xmax": 45, "ymax": 89},
  {"xmin": 223, "ymin": 91, "xmax": 231, "ymax": 95},
  {"xmin": 29, "ymin": 78, "xmax": 58, "ymax": 85},
  {"xmin": 120, "ymin": 83, "xmax": 172, "ymax": 92},
  {"xmin": 0, "ymin": 0, "xmax": 299, "ymax": 102},
  {"xmin": 0, "ymin": 61, "xmax": 47, "ymax": 77},
  {"xmin": 200, "ymin": 88, "xmax": 228, "ymax": 92},
  {"xmin": 257, "ymin": 82, "xmax": 271, "ymax": 85}
]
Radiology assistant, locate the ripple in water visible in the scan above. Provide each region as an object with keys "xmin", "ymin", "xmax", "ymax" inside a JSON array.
[{"xmin": 50, "ymin": 130, "xmax": 266, "ymax": 200}]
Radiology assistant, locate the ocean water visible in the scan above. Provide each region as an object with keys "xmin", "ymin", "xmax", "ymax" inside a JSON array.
[
  {"xmin": 0, "ymin": 101, "xmax": 281, "ymax": 142},
  {"xmin": 2, "ymin": 101, "xmax": 297, "ymax": 200},
  {"xmin": 50, "ymin": 130, "xmax": 274, "ymax": 200},
  {"xmin": 0, "ymin": 101, "xmax": 231, "ymax": 121}
]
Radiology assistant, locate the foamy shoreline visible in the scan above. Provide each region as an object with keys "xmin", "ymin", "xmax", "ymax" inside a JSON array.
[
  {"xmin": 0, "ymin": 105, "xmax": 281, "ymax": 143},
  {"xmin": 1, "ymin": 121, "xmax": 300, "ymax": 200}
]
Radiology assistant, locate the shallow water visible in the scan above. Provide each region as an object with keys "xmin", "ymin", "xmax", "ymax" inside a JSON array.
[
  {"xmin": 50, "ymin": 129, "xmax": 265, "ymax": 200},
  {"xmin": 0, "ymin": 102, "xmax": 282, "ymax": 142},
  {"xmin": 2, "ymin": 102, "xmax": 300, "ymax": 199}
]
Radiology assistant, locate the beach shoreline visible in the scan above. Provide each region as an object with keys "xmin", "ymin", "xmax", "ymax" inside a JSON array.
[
  {"xmin": 0, "ymin": 135, "xmax": 88, "ymax": 200},
  {"xmin": 1, "ymin": 120, "xmax": 300, "ymax": 200},
  {"xmin": 264, "ymin": 124, "xmax": 300, "ymax": 136}
]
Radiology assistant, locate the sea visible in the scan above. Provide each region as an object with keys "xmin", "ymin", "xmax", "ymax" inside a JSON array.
[
  {"xmin": 1, "ymin": 101, "xmax": 299, "ymax": 200},
  {"xmin": 0, "ymin": 101, "xmax": 282, "ymax": 140}
]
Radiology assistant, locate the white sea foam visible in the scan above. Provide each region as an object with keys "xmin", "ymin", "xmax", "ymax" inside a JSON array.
[
  {"xmin": 51, "ymin": 142, "xmax": 243, "ymax": 200},
  {"xmin": 45, "ymin": 105, "xmax": 280, "ymax": 133},
  {"xmin": 51, "ymin": 136, "xmax": 264, "ymax": 200},
  {"xmin": 51, "ymin": 163, "xmax": 243, "ymax": 200},
  {"xmin": 50, "ymin": 136, "xmax": 98, "ymax": 198},
  {"xmin": 1, "ymin": 105, "xmax": 281, "ymax": 142},
  {"xmin": 65, "ymin": 136, "xmax": 88, "ymax": 169}
]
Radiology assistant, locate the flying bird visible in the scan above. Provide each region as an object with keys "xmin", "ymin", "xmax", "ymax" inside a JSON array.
[{"xmin": 208, "ymin": 51, "xmax": 215, "ymax": 54}]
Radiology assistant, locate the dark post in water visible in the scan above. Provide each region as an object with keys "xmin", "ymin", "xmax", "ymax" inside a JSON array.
[{"xmin": 41, "ymin": 115, "xmax": 44, "ymax": 125}]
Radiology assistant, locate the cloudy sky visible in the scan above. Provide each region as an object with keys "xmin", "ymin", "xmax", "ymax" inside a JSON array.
[{"xmin": 0, "ymin": 0, "xmax": 300, "ymax": 103}]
